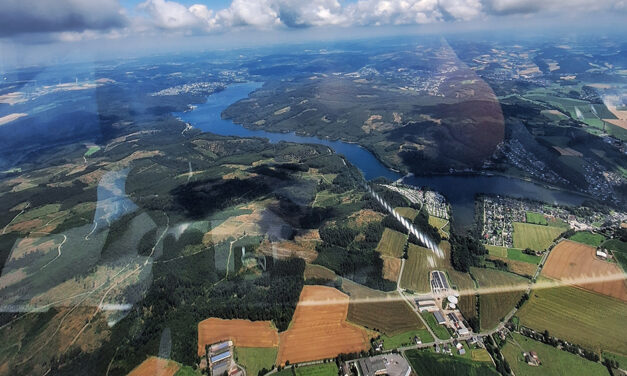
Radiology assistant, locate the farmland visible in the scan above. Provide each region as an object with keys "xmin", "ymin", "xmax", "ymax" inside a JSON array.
[
  {"xmin": 400, "ymin": 243, "xmax": 437, "ymax": 293},
  {"xmin": 471, "ymin": 267, "xmax": 527, "ymax": 330},
  {"xmin": 277, "ymin": 286, "xmax": 371, "ymax": 365},
  {"xmin": 343, "ymin": 279, "xmax": 425, "ymax": 335},
  {"xmin": 275, "ymin": 363, "xmax": 338, "ymax": 376},
  {"xmin": 234, "ymin": 347, "xmax": 278, "ymax": 376},
  {"xmin": 507, "ymin": 249, "xmax": 541, "ymax": 264},
  {"xmin": 601, "ymin": 239, "xmax": 627, "ymax": 269},
  {"xmin": 512, "ymin": 223, "xmax": 564, "ymax": 251},
  {"xmin": 541, "ymin": 240, "xmax": 627, "ymax": 301},
  {"xmin": 489, "ymin": 257, "xmax": 537, "ymax": 277},
  {"xmin": 568, "ymin": 231, "xmax": 606, "ymax": 247},
  {"xmin": 486, "ymin": 245, "xmax": 507, "ymax": 258},
  {"xmin": 502, "ymin": 333, "xmax": 608, "ymax": 376},
  {"xmin": 395, "ymin": 207, "xmax": 419, "ymax": 221},
  {"xmin": 525, "ymin": 212, "xmax": 547, "ymax": 226},
  {"xmin": 376, "ymin": 228, "xmax": 407, "ymax": 257},
  {"xmin": 421, "ymin": 312, "xmax": 451, "ymax": 340},
  {"xmin": 405, "ymin": 349, "xmax": 499, "ymax": 376},
  {"xmin": 197, "ymin": 318, "xmax": 279, "ymax": 356},
  {"xmin": 517, "ymin": 280, "xmax": 627, "ymax": 355},
  {"xmin": 381, "ymin": 329, "xmax": 434, "ymax": 350},
  {"xmin": 128, "ymin": 357, "xmax": 180, "ymax": 376}
]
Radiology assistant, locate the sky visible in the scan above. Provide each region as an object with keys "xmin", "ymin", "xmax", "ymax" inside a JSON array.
[{"xmin": 0, "ymin": 0, "xmax": 626, "ymax": 67}]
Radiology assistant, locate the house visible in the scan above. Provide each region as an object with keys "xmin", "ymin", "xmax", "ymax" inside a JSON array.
[
  {"xmin": 458, "ymin": 348, "xmax": 466, "ymax": 356},
  {"xmin": 413, "ymin": 336, "xmax": 421, "ymax": 345}
]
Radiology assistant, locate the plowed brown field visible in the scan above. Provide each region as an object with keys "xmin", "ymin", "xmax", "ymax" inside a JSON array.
[
  {"xmin": 128, "ymin": 357, "xmax": 180, "ymax": 376},
  {"xmin": 197, "ymin": 318, "xmax": 279, "ymax": 356},
  {"xmin": 542, "ymin": 240, "xmax": 627, "ymax": 301},
  {"xmin": 276, "ymin": 285, "xmax": 370, "ymax": 365}
]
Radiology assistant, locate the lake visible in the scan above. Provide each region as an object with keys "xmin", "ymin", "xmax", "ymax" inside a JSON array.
[{"xmin": 177, "ymin": 82, "xmax": 588, "ymax": 228}]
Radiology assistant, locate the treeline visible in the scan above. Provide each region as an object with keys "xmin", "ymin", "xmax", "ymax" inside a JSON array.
[
  {"xmin": 485, "ymin": 335, "xmax": 512, "ymax": 375},
  {"xmin": 449, "ymin": 233, "xmax": 488, "ymax": 272},
  {"xmin": 519, "ymin": 327, "xmax": 600, "ymax": 363}
]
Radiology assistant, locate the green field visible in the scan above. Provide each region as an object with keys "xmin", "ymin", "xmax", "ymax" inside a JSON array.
[
  {"xmin": 526, "ymin": 212, "xmax": 548, "ymax": 226},
  {"xmin": 502, "ymin": 333, "xmax": 607, "ymax": 376},
  {"xmin": 428, "ymin": 216, "xmax": 449, "ymax": 238},
  {"xmin": 396, "ymin": 207, "xmax": 419, "ymax": 221},
  {"xmin": 84, "ymin": 145, "xmax": 101, "ymax": 156},
  {"xmin": 421, "ymin": 312, "xmax": 451, "ymax": 340},
  {"xmin": 601, "ymin": 239, "xmax": 627, "ymax": 269},
  {"xmin": 568, "ymin": 231, "xmax": 606, "ymax": 247},
  {"xmin": 400, "ymin": 243, "xmax": 433, "ymax": 292},
  {"xmin": 275, "ymin": 363, "xmax": 338, "ymax": 376},
  {"xmin": 175, "ymin": 365, "xmax": 202, "ymax": 376},
  {"xmin": 471, "ymin": 349, "xmax": 493, "ymax": 363},
  {"xmin": 234, "ymin": 347, "xmax": 278, "ymax": 376},
  {"xmin": 486, "ymin": 245, "xmax": 508, "ymax": 258},
  {"xmin": 517, "ymin": 281, "xmax": 627, "ymax": 355},
  {"xmin": 471, "ymin": 267, "xmax": 527, "ymax": 330},
  {"xmin": 507, "ymin": 249, "xmax": 542, "ymax": 264},
  {"xmin": 512, "ymin": 223, "xmax": 564, "ymax": 252},
  {"xmin": 376, "ymin": 227, "xmax": 407, "ymax": 257},
  {"xmin": 405, "ymin": 349, "xmax": 499, "ymax": 376},
  {"xmin": 381, "ymin": 329, "xmax": 434, "ymax": 350}
]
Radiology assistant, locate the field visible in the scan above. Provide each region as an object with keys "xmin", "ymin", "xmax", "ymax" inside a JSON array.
[
  {"xmin": 488, "ymin": 256, "xmax": 537, "ymax": 277},
  {"xmin": 517, "ymin": 280, "xmax": 627, "ymax": 355},
  {"xmin": 197, "ymin": 318, "xmax": 279, "ymax": 356},
  {"xmin": 471, "ymin": 267, "xmax": 527, "ymax": 330},
  {"xmin": 381, "ymin": 329, "xmax": 434, "ymax": 350},
  {"xmin": 502, "ymin": 333, "xmax": 608, "ymax": 376},
  {"xmin": 428, "ymin": 216, "xmax": 449, "ymax": 238},
  {"xmin": 234, "ymin": 347, "xmax": 278, "ymax": 376},
  {"xmin": 421, "ymin": 312, "xmax": 451, "ymax": 340},
  {"xmin": 471, "ymin": 349, "xmax": 493, "ymax": 363},
  {"xmin": 382, "ymin": 256, "xmax": 401, "ymax": 282},
  {"xmin": 128, "ymin": 357, "xmax": 180, "ymax": 376},
  {"xmin": 507, "ymin": 249, "xmax": 541, "ymax": 264},
  {"xmin": 525, "ymin": 212, "xmax": 547, "ymax": 226},
  {"xmin": 568, "ymin": 231, "xmax": 606, "ymax": 247},
  {"xmin": 276, "ymin": 286, "xmax": 371, "ymax": 365},
  {"xmin": 512, "ymin": 223, "xmax": 564, "ymax": 251},
  {"xmin": 601, "ymin": 239, "xmax": 627, "ymax": 269},
  {"xmin": 405, "ymin": 349, "xmax": 499, "ymax": 376},
  {"xmin": 275, "ymin": 363, "xmax": 338, "ymax": 376},
  {"xmin": 84, "ymin": 145, "xmax": 101, "ymax": 156},
  {"xmin": 541, "ymin": 240, "xmax": 627, "ymax": 301},
  {"xmin": 400, "ymin": 243, "xmax": 436, "ymax": 293},
  {"xmin": 343, "ymin": 279, "xmax": 424, "ymax": 335},
  {"xmin": 304, "ymin": 264, "xmax": 337, "ymax": 281},
  {"xmin": 486, "ymin": 245, "xmax": 507, "ymax": 258},
  {"xmin": 395, "ymin": 207, "xmax": 419, "ymax": 221},
  {"xmin": 376, "ymin": 228, "xmax": 407, "ymax": 257},
  {"xmin": 448, "ymin": 270, "xmax": 478, "ymax": 322}
]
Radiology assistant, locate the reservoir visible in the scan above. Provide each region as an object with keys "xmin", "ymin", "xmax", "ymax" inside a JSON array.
[{"xmin": 177, "ymin": 82, "xmax": 588, "ymax": 228}]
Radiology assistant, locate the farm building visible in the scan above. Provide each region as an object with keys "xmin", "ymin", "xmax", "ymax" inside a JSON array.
[
  {"xmin": 415, "ymin": 299, "xmax": 437, "ymax": 312},
  {"xmin": 210, "ymin": 350, "xmax": 231, "ymax": 365},
  {"xmin": 596, "ymin": 249, "xmax": 608, "ymax": 259},
  {"xmin": 524, "ymin": 351, "xmax": 540, "ymax": 366},
  {"xmin": 210, "ymin": 341, "xmax": 232, "ymax": 354},
  {"xmin": 357, "ymin": 355, "xmax": 411, "ymax": 376},
  {"xmin": 430, "ymin": 271, "xmax": 449, "ymax": 294},
  {"xmin": 357, "ymin": 357, "xmax": 387, "ymax": 376},
  {"xmin": 433, "ymin": 310, "xmax": 446, "ymax": 325}
]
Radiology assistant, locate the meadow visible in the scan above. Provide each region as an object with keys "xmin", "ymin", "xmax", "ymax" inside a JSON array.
[
  {"xmin": 502, "ymin": 332, "xmax": 608, "ymax": 376},
  {"xmin": 601, "ymin": 238, "xmax": 627, "ymax": 269},
  {"xmin": 421, "ymin": 312, "xmax": 451, "ymax": 340},
  {"xmin": 525, "ymin": 212, "xmax": 547, "ymax": 225},
  {"xmin": 512, "ymin": 223, "xmax": 564, "ymax": 251},
  {"xmin": 275, "ymin": 363, "xmax": 338, "ymax": 376},
  {"xmin": 507, "ymin": 248, "xmax": 541, "ymax": 264},
  {"xmin": 517, "ymin": 280, "xmax": 627, "ymax": 355},
  {"xmin": 568, "ymin": 231, "xmax": 606, "ymax": 247},
  {"xmin": 234, "ymin": 347, "xmax": 278, "ymax": 376},
  {"xmin": 395, "ymin": 207, "xmax": 419, "ymax": 221},
  {"xmin": 405, "ymin": 350, "xmax": 499, "ymax": 376},
  {"xmin": 381, "ymin": 329, "xmax": 434, "ymax": 350}
]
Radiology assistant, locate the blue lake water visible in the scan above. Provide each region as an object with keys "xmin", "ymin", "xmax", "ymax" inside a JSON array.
[{"xmin": 177, "ymin": 82, "xmax": 588, "ymax": 228}]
